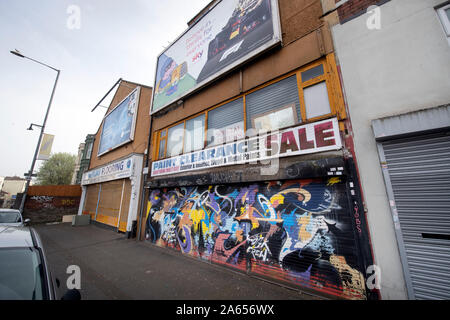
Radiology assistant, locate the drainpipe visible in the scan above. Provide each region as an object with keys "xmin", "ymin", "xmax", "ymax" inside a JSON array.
[{"xmin": 137, "ymin": 106, "xmax": 153, "ymax": 241}]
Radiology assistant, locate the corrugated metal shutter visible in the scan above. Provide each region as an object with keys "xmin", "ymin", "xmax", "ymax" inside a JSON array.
[
  {"xmin": 97, "ymin": 180, "xmax": 124, "ymax": 228},
  {"xmin": 208, "ymin": 97, "xmax": 244, "ymax": 130},
  {"xmin": 83, "ymin": 184, "xmax": 100, "ymax": 218},
  {"xmin": 245, "ymin": 75, "xmax": 301, "ymax": 130},
  {"xmin": 382, "ymin": 131, "xmax": 450, "ymax": 300}
]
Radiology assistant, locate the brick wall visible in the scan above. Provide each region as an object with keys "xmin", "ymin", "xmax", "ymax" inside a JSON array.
[
  {"xmin": 22, "ymin": 185, "xmax": 81, "ymax": 224},
  {"xmin": 336, "ymin": 0, "xmax": 390, "ymax": 24}
]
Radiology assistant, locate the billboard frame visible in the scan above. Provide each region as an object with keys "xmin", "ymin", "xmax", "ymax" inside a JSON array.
[
  {"xmin": 97, "ymin": 86, "xmax": 141, "ymax": 157},
  {"xmin": 150, "ymin": 0, "xmax": 283, "ymax": 115}
]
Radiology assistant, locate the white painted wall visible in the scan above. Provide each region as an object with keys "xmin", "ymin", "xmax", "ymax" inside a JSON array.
[
  {"xmin": 332, "ymin": 0, "xmax": 450, "ymax": 299},
  {"xmin": 2, "ymin": 179, "xmax": 26, "ymax": 196}
]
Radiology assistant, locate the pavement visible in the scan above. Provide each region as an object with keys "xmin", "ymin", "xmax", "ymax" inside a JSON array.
[{"xmin": 34, "ymin": 222, "xmax": 315, "ymax": 300}]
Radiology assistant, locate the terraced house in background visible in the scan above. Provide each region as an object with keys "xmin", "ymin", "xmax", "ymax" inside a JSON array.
[{"xmin": 141, "ymin": 0, "xmax": 378, "ymax": 300}]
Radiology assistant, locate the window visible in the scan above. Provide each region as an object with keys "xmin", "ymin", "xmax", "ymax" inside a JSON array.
[
  {"xmin": 437, "ymin": 3, "xmax": 450, "ymax": 38},
  {"xmin": 158, "ymin": 137, "xmax": 166, "ymax": 159},
  {"xmin": 207, "ymin": 98, "xmax": 244, "ymax": 146},
  {"xmin": 301, "ymin": 64, "xmax": 324, "ymax": 82},
  {"xmin": 166, "ymin": 123, "xmax": 184, "ymax": 157},
  {"xmin": 0, "ymin": 248, "xmax": 46, "ymax": 300},
  {"xmin": 252, "ymin": 103, "xmax": 297, "ymax": 132},
  {"xmin": 246, "ymin": 75, "xmax": 301, "ymax": 133},
  {"xmin": 184, "ymin": 114, "xmax": 205, "ymax": 153},
  {"xmin": 303, "ymin": 81, "xmax": 332, "ymax": 119},
  {"xmin": 298, "ymin": 63, "xmax": 334, "ymax": 121},
  {"xmin": 153, "ymin": 55, "xmax": 345, "ymax": 161},
  {"xmin": 158, "ymin": 114, "xmax": 206, "ymax": 159},
  {"xmin": 85, "ymin": 142, "xmax": 93, "ymax": 160}
]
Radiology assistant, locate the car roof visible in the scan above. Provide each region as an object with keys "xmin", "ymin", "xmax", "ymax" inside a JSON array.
[
  {"xmin": 0, "ymin": 209, "xmax": 21, "ymax": 213},
  {"xmin": 0, "ymin": 226, "xmax": 34, "ymax": 248}
]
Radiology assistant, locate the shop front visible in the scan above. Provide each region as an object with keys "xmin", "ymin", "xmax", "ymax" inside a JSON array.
[
  {"xmin": 143, "ymin": 0, "xmax": 376, "ymax": 300},
  {"xmin": 145, "ymin": 115, "xmax": 375, "ymax": 299},
  {"xmin": 80, "ymin": 154, "xmax": 143, "ymax": 233}
]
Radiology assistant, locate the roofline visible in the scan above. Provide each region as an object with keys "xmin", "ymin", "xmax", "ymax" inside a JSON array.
[{"xmin": 121, "ymin": 79, "xmax": 153, "ymax": 91}]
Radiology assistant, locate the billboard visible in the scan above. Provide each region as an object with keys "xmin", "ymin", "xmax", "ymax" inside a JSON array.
[
  {"xmin": 37, "ymin": 133, "xmax": 55, "ymax": 160},
  {"xmin": 98, "ymin": 87, "xmax": 140, "ymax": 156},
  {"xmin": 151, "ymin": 118, "xmax": 342, "ymax": 177},
  {"xmin": 151, "ymin": 0, "xmax": 282, "ymax": 113}
]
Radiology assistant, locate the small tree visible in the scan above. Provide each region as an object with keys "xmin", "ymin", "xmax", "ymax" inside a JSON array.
[{"xmin": 36, "ymin": 152, "xmax": 76, "ymax": 185}]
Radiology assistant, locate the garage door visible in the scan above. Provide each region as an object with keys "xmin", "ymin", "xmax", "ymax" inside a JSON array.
[
  {"xmin": 381, "ymin": 131, "xmax": 450, "ymax": 299},
  {"xmin": 82, "ymin": 179, "xmax": 131, "ymax": 232},
  {"xmin": 96, "ymin": 180, "xmax": 123, "ymax": 228},
  {"xmin": 145, "ymin": 178, "xmax": 369, "ymax": 299},
  {"xmin": 82, "ymin": 184, "xmax": 100, "ymax": 218}
]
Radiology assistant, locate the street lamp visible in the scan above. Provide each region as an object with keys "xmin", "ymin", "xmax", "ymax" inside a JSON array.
[
  {"xmin": 10, "ymin": 49, "xmax": 60, "ymax": 214},
  {"xmin": 27, "ymin": 123, "xmax": 43, "ymax": 131}
]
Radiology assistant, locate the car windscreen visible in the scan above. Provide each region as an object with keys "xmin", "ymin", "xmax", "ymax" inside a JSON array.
[
  {"xmin": 0, "ymin": 211, "xmax": 21, "ymax": 223},
  {"xmin": 0, "ymin": 248, "xmax": 47, "ymax": 300}
]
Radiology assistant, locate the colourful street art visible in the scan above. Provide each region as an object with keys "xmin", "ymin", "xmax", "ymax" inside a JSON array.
[{"xmin": 145, "ymin": 178, "xmax": 367, "ymax": 299}]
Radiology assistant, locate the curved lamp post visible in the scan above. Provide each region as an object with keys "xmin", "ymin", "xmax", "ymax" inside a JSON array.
[{"xmin": 10, "ymin": 49, "xmax": 60, "ymax": 214}]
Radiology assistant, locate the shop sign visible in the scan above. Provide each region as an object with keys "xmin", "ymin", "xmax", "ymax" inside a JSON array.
[
  {"xmin": 151, "ymin": 118, "xmax": 342, "ymax": 177},
  {"xmin": 82, "ymin": 156, "xmax": 134, "ymax": 185}
]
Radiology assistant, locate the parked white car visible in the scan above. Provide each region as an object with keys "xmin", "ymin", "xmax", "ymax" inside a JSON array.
[{"xmin": 0, "ymin": 209, "xmax": 29, "ymax": 226}]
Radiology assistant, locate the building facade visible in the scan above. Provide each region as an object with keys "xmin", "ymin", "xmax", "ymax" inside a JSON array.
[
  {"xmin": 143, "ymin": 0, "xmax": 378, "ymax": 300},
  {"xmin": 0, "ymin": 176, "xmax": 27, "ymax": 208},
  {"xmin": 71, "ymin": 142, "xmax": 85, "ymax": 185},
  {"xmin": 78, "ymin": 80, "xmax": 152, "ymax": 235},
  {"xmin": 330, "ymin": 0, "xmax": 450, "ymax": 299},
  {"xmin": 72, "ymin": 134, "xmax": 95, "ymax": 185}
]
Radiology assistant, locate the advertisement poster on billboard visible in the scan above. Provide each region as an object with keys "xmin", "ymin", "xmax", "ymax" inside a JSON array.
[
  {"xmin": 98, "ymin": 87, "xmax": 140, "ymax": 156},
  {"xmin": 151, "ymin": 0, "xmax": 281, "ymax": 113}
]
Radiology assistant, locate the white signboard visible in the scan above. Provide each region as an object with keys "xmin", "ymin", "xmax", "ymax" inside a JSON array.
[
  {"xmin": 81, "ymin": 156, "xmax": 134, "ymax": 185},
  {"xmin": 151, "ymin": 118, "xmax": 342, "ymax": 177}
]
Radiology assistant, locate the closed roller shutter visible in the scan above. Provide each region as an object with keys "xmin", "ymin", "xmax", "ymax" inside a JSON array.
[
  {"xmin": 83, "ymin": 184, "xmax": 100, "ymax": 218},
  {"xmin": 97, "ymin": 180, "xmax": 124, "ymax": 228},
  {"xmin": 245, "ymin": 75, "xmax": 301, "ymax": 130},
  {"xmin": 382, "ymin": 131, "xmax": 450, "ymax": 300},
  {"xmin": 208, "ymin": 97, "xmax": 244, "ymax": 131}
]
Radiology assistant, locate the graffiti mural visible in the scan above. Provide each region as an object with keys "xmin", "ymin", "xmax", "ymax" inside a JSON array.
[{"xmin": 145, "ymin": 178, "xmax": 367, "ymax": 299}]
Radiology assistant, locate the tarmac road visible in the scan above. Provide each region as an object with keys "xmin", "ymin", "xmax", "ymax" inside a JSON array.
[{"xmin": 34, "ymin": 222, "xmax": 316, "ymax": 300}]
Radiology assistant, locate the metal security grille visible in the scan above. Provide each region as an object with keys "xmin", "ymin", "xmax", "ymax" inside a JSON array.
[
  {"xmin": 381, "ymin": 131, "xmax": 450, "ymax": 300},
  {"xmin": 245, "ymin": 75, "xmax": 301, "ymax": 130},
  {"xmin": 208, "ymin": 97, "xmax": 244, "ymax": 131}
]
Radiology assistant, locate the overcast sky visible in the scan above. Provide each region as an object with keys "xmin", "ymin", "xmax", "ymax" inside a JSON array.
[{"xmin": 0, "ymin": 0, "xmax": 211, "ymax": 178}]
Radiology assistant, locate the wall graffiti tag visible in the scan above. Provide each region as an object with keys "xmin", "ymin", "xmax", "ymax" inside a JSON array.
[{"xmin": 145, "ymin": 178, "xmax": 367, "ymax": 299}]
